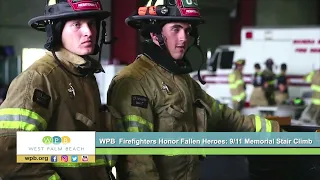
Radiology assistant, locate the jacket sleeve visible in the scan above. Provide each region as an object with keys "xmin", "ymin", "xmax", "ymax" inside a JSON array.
[
  {"xmin": 304, "ymin": 71, "xmax": 315, "ymax": 83},
  {"xmin": 107, "ymin": 77, "xmax": 159, "ymax": 180},
  {"xmin": 192, "ymin": 79, "xmax": 280, "ymax": 132},
  {"xmin": 0, "ymin": 70, "xmax": 60, "ymax": 180}
]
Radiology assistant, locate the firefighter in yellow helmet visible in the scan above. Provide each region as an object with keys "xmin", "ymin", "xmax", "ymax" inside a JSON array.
[
  {"xmin": 0, "ymin": 0, "xmax": 118, "ymax": 179},
  {"xmin": 299, "ymin": 69, "xmax": 320, "ymax": 124},
  {"xmin": 107, "ymin": 0, "xmax": 282, "ymax": 179},
  {"xmin": 262, "ymin": 58, "xmax": 277, "ymax": 105},
  {"xmin": 229, "ymin": 59, "xmax": 246, "ymax": 111},
  {"xmin": 250, "ymin": 63, "xmax": 268, "ymax": 107}
]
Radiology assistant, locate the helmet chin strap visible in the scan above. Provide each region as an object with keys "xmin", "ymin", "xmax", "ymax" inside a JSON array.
[
  {"xmin": 187, "ymin": 27, "xmax": 206, "ymax": 85},
  {"xmin": 98, "ymin": 20, "xmax": 117, "ymax": 62},
  {"xmin": 155, "ymin": 27, "xmax": 206, "ymax": 85}
]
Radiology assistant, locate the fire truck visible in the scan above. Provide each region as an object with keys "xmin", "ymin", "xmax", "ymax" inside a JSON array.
[{"xmin": 190, "ymin": 26, "xmax": 320, "ymax": 109}]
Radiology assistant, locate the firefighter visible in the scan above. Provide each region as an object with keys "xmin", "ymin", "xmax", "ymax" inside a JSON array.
[
  {"xmin": 275, "ymin": 63, "xmax": 289, "ymax": 105},
  {"xmin": 107, "ymin": 1, "xmax": 282, "ymax": 179},
  {"xmin": 250, "ymin": 63, "xmax": 268, "ymax": 107},
  {"xmin": 0, "ymin": 0, "xmax": 118, "ymax": 179},
  {"xmin": 229, "ymin": 59, "xmax": 246, "ymax": 111},
  {"xmin": 299, "ymin": 69, "xmax": 320, "ymax": 124},
  {"xmin": 262, "ymin": 58, "xmax": 277, "ymax": 105}
]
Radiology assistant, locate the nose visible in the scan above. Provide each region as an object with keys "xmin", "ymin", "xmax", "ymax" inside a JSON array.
[
  {"xmin": 82, "ymin": 24, "xmax": 93, "ymax": 37},
  {"xmin": 178, "ymin": 29, "xmax": 188, "ymax": 42}
]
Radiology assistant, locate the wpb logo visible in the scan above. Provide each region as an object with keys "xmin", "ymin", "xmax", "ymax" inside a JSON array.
[{"xmin": 42, "ymin": 136, "xmax": 71, "ymax": 145}]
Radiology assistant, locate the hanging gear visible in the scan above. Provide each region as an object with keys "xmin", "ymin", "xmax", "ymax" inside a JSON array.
[{"xmin": 125, "ymin": 0, "xmax": 207, "ymax": 84}]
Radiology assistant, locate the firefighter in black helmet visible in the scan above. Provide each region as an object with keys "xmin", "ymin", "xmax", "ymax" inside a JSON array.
[
  {"xmin": 275, "ymin": 63, "xmax": 289, "ymax": 105},
  {"xmin": 0, "ymin": 0, "xmax": 117, "ymax": 179},
  {"xmin": 262, "ymin": 58, "xmax": 277, "ymax": 105},
  {"xmin": 107, "ymin": 1, "xmax": 282, "ymax": 180},
  {"xmin": 250, "ymin": 63, "xmax": 268, "ymax": 107}
]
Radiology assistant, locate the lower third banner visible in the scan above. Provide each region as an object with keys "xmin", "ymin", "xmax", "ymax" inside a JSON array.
[
  {"xmin": 95, "ymin": 148, "xmax": 320, "ymax": 155},
  {"xmin": 95, "ymin": 132, "xmax": 320, "ymax": 155}
]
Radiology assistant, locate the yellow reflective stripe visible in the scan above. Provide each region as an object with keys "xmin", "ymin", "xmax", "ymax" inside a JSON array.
[
  {"xmin": 0, "ymin": 121, "xmax": 39, "ymax": 131},
  {"xmin": 52, "ymin": 158, "xmax": 107, "ymax": 167},
  {"xmin": 312, "ymin": 98, "xmax": 320, "ymax": 105},
  {"xmin": 266, "ymin": 119, "xmax": 272, "ymax": 132},
  {"xmin": 210, "ymin": 100, "xmax": 223, "ymax": 116},
  {"xmin": 211, "ymin": 101, "xmax": 217, "ymax": 114},
  {"xmin": 311, "ymin": 84, "xmax": 320, "ymax": 92},
  {"xmin": 231, "ymin": 92, "xmax": 246, "ymax": 102},
  {"xmin": 48, "ymin": 172, "xmax": 61, "ymax": 180},
  {"xmin": 255, "ymin": 116, "xmax": 262, "ymax": 132},
  {"xmin": 229, "ymin": 79, "xmax": 244, "ymax": 89},
  {"xmin": 236, "ymin": 80, "xmax": 244, "ymax": 85},
  {"xmin": 127, "ymin": 127, "xmax": 139, "ymax": 132},
  {"xmin": 0, "ymin": 108, "xmax": 47, "ymax": 130},
  {"xmin": 229, "ymin": 84, "xmax": 237, "ymax": 89},
  {"xmin": 305, "ymin": 71, "xmax": 314, "ymax": 83},
  {"xmin": 267, "ymin": 80, "xmax": 275, "ymax": 85},
  {"xmin": 255, "ymin": 116, "xmax": 273, "ymax": 132},
  {"xmin": 228, "ymin": 74, "xmax": 235, "ymax": 83},
  {"xmin": 122, "ymin": 115, "xmax": 153, "ymax": 132}
]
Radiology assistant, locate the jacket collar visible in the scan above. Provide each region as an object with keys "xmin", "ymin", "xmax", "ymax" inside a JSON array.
[
  {"xmin": 46, "ymin": 48, "xmax": 104, "ymax": 74},
  {"xmin": 141, "ymin": 41, "xmax": 193, "ymax": 75}
]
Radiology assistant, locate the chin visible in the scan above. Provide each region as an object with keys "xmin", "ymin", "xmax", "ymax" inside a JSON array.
[
  {"xmin": 172, "ymin": 54, "xmax": 184, "ymax": 60},
  {"xmin": 79, "ymin": 48, "xmax": 95, "ymax": 56}
]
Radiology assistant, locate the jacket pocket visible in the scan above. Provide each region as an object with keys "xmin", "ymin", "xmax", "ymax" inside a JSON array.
[
  {"xmin": 194, "ymin": 99, "xmax": 208, "ymax": 132},
  {"xmin": 74, "ymin": 113, "xmax": 95, "ymax": 130},
  {"xmin": 163, "ymin": 105, "xmax": 186, "ymax": 132},
  {"xmin": 101, "ymin": 105, "xmax": 122, "ymax": 132}
]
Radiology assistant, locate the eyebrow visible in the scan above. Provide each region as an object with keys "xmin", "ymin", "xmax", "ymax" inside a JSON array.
[{"xmin": 171, "ymin": 24, "xmax": 192, "ymax": 31}]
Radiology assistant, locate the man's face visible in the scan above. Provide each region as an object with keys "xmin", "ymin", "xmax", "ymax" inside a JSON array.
[
  {"xmin": 61, "ymin": 18, "xmax": 97, "ymax": 56},
  {"xmin": 152, "ymin": 22, "xmax": 191, "ymax": 60},
  {"xmin": 238, "ymin": 65, "xmax": 244, "ymax": 72}
]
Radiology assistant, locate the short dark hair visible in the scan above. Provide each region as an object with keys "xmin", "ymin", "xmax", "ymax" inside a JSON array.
[
  {"xmin": 254, "ymin": 63, "xmax": 261, "ymax": 69},
  {"xmin": 281, "ymin": 63, "xmax": 287, "ymax": 71}
]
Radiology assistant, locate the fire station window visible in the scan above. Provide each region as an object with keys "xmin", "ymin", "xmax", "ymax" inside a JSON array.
[
  {"xmin": 22, "ymin": 48, "xmax": 46, "ymax": 72},
  {"xmin": 219, "ymin": 51, "xmax": 234, "ymax": 69}
]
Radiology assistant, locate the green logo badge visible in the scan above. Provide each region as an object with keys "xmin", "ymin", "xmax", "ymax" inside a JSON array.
[
  {"xmin": 42, "ymin": 136, "xmax": 53, "ymax": 145},
  {"xmin": 181, "ymin": 0, "xmax": 198, "ymax": 8}
]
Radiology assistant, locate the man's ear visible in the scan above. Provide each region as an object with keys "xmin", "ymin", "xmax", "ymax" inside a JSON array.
[
  {"xmin": 150, "ymin": 32, "xmax": 158, "ymax": 41},
  {"xmin": 150, "ymin": 32, "xmax": 160, "ymax": 46}
]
